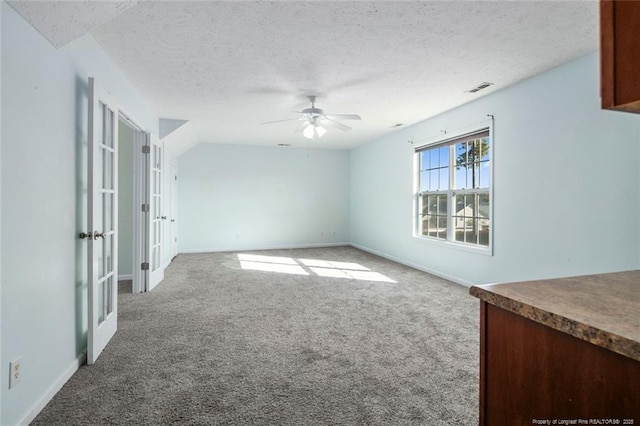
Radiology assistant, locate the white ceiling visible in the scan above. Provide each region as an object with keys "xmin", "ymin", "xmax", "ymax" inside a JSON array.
[{"xmin": 9, "ymin": 1, "xmax": 599, "ymax": 150}]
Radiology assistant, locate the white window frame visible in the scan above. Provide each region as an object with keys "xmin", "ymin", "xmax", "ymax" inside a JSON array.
[{"xmin": 413, "ymin": 120, "xmax": 494, "ymax": 255}]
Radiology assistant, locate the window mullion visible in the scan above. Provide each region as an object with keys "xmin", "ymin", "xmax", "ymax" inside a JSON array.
[
  {"xmin": 448, "ymin": 144, "xmax": 454, "ymax": 242},
  {"xmin": 417, "ymin": 153, "xmax": 423, "ymax": 236}
]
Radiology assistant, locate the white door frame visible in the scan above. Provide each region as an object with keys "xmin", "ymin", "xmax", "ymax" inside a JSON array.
[{"xmin": 132, "ymin": 127, "xmax": 147, "ymax": 293}]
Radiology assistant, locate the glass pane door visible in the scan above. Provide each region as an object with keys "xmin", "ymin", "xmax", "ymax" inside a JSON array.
[{"xmin": 87, "ymin": 77, "xmax": 119, "ymax": 365}]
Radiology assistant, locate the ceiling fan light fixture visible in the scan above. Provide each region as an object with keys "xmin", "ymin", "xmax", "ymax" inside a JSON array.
[
  {"xmin": 263, "ymin": 95, "xmax": 359, "ymax": 140},
  {"xmin": 303, "ymin": 124, "xmax": 315, "ymax": 139},
  {"xmin": 303, "ymin": 122, "xmax": 327, "ymax": 140}
]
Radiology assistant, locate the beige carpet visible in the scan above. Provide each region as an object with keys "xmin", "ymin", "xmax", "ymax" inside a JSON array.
[{"xmin": 33, "ymin": 246, "xmax": 479, "ymax": 425}]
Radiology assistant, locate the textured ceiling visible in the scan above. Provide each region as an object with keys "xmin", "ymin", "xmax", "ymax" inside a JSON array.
[
  {"xmin": 8, "ymin": 0, "xmax": 139, "ymax": 48},
  {"xmin": 9, "ymin": 1, "xmax": 599, "ymax": 150}
]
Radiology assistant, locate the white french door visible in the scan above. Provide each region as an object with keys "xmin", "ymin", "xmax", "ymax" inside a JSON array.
[
  {"xmin": 147, "ymin": 134, "xmax": 164, "ymax": 290},
  {"xmin": 87, "ymin": 77, "xmax": 118, "ymax": 364},
  {"xmin": 133, "ymin": 132, "xmax": 164, "ymax": 293}
]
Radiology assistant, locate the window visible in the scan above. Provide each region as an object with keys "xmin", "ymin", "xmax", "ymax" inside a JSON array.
[{"xmin": 416, "ymin": 128, "xmax": 491, "ymax": 249}]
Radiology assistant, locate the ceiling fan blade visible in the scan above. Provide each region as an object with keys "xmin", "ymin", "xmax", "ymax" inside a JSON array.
[
  {"xmin": 261, "ymin": 118, "xmax": 301, "ymax": 125},
  {"xmin": 321, "ymin": 117, "xmax": 352, "ymax": 132},
  {"xmin": 324, "ymin": 113, "xmax": 361, "ymax": 120}
]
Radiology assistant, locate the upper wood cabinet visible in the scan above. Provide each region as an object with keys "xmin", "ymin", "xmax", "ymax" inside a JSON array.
[{"xmin": 601, "ymin": 0, "xmax": 640, "ymax": 114}]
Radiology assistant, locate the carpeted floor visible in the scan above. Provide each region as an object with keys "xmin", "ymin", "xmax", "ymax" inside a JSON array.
[{"xmin": 32, "ymin": 246, "xmax": 479, "ymax": 425}]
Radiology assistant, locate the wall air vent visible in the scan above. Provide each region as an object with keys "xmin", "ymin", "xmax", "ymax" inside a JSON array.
[{"xmin": 466, "ymin": 82, "xmax": 494, "ymax": 93}]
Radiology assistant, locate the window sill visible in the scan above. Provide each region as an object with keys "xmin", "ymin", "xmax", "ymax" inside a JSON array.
[{"xmin": 413, "ymin": 235, "xmax": 494, "ymax": 256}]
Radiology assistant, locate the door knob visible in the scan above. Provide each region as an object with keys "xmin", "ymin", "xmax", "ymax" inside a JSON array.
[
  {"xmin": 171, "ymin": 219, "xmax": 175, "ymax": 223},
  {"xmin": 80, "ymin": 231, "xmax": 104, "ymax": 240},
  {"xmin": 161, "ymin": 216, "xmax": 167, "ymax": 220}
]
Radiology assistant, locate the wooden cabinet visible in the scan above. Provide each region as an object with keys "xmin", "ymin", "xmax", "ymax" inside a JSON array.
[
  {"xmin": 601, "ymin": 0, "xmax": 640, "ymax": 113},
  {"xmin": 471, "ymin": 271, "xmax": 640, "ymax": 425},
  {"xmin": 478, "ymin": 302, "xmax": 640, "ymax": 425}
]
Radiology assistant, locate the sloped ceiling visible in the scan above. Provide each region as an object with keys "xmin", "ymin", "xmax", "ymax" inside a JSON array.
[
  {"xmin": 8, "ymin": 0, "xmax": 139, "ymax": 48},
  {"xmin": 8, "ymin": 1, "xmax": 599, "ymax": 149}
]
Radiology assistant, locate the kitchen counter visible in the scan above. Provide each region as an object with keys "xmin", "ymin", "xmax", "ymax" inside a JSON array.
[
  {"xmin": 470, "ymin": 270, "xmax": 640, "ymax": 362},
  {"xmin": 469, "ymin": 270, "xmax": 639, "ymax": 425}
]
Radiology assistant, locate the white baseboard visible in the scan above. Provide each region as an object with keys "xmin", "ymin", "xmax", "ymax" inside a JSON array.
[
  {"xmin": 180, "ymin": 242, "xmax": 349, "ymax": 254},
  {"xmin": 17, "ymin": 353, "xmax": 86, "ymax": 426},
  {"xmin": 118, "ymin": 274, "xmax": 133, "ymax": 281},
  {"xmin": 349, "ymin": 243, "xmax": 476, "ymax": 287}
]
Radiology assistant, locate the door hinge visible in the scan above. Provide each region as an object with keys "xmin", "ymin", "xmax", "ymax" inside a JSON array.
[
  {"xmin": 141, "ymin": 262, "xmax": 149, "ymax": 270},
  {"xmin": 141, "ymin": 204, "xmax": 150, "ymax": 212},
  {"xmin": 142, "ymin": 145, "xmax": 151, "ymax": 154}
]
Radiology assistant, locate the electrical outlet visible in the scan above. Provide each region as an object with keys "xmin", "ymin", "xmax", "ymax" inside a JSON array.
[{"xmin": 9, "ymin": 357, "xmax": 22, "ymax": 389}]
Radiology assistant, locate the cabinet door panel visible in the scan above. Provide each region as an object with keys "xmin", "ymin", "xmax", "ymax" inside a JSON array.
[
  {"xmin": 480, "ymin": 302, "xmax": 640, "ymax": 424},
  {"xmin": 601, "ymin": 0, "xmax": 640, "ymax": 113}
]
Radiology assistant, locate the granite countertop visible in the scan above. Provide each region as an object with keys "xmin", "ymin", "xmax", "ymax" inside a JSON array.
[{"xmin": 470, "ymin": 270, "xmax": 640, "ymax": 362}]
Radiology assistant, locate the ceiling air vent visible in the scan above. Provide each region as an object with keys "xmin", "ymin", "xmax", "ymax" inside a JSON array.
[{"xmin": 466, "ymin": 82, "xmax": 494, "ymax": 93}]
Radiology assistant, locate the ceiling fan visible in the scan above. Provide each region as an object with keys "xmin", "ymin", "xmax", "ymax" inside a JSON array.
[{"xmin": 262, "ymin": 95, "xmax": 361, "ymax": 140}]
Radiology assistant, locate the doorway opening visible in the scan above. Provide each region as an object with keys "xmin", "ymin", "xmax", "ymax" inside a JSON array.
[
  {"xmin": 117, "ymin": 118, "xmax": 136, "ymax": 293},
  {"xmin": 117, "ymin": 111, "xmax": 162, "ymax": 294}
]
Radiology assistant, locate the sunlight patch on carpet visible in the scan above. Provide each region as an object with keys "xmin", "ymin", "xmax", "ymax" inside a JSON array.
[
  {"xmin": 299, "ymin": 259, "xmax": 370, "ymax": 271},
  {"xmin": 238, "ymin": 253, "xmax": 298, "ymax": 265},
  {"xmin": 237, "ymin": 254, "xmax": 396, "ymax": 283},
  {"xmin": 239, "ymin": 260, "xmax": 309, "ymax": 275}
]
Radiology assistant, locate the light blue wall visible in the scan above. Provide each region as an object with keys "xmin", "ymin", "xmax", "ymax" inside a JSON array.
[
  {"xmin": 1, "ymin": 3, "xmax": 158, "ymax": 424},
  {"xmin": 178, "ymin": 144, "xmax": 350, "ymax": 252},
  {"xmin": 351, "ymin": 53, "xmax": 640, "ymax": 285}
]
